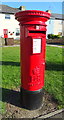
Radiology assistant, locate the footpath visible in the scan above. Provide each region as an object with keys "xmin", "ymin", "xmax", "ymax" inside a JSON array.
[
  {"xmin": 47, "ymin": 44, "xmax": 63, "ymax": 48},
  {"xmin": 36, "ymin": 109, "xmax": 64, "ymax": 119},
  {"xmin": 0, "ymin": 44, "xmax": 64, "ymax": 48}
]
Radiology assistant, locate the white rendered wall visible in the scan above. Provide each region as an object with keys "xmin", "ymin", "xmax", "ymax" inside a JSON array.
[
  {"xmin": 53, "ymin": 20, "xmax": 62, "ymax": 35},
  {"xmin": 0, "ymin": 13, "xmax": 20, "ymax": 39},
  {"xmin": 46, "ymin": 19, "xmax": 62, "ymax": 37}
]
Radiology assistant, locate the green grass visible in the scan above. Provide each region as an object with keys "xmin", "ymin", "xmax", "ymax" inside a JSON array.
[
  {"xmin": 44, "ymin": 46, "xmax": 64, "ymax": 107},
  {"xmin": 0, "ymin": 46, "xmax": 64, "ymax": 114},
  {"xmin": 2, "ymin": 47, "xmax": 20, "ymax": 89},
  {"xmin": 0, "ymin": 47, "xmax": 20, "ymax": 114}
]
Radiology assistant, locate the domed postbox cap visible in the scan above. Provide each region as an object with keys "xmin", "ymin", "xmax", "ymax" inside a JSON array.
[{"xmin": 15, "ymin": 10, "xmax": 51, "ymax": 25}]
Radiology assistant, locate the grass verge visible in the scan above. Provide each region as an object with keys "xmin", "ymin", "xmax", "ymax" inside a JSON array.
[
  {"xmin": 44, "ymin": 46, "xmax": 64, "ymax": 109},
  {"xmin": 0, "ymin": 46, "xmax": 63, "ymax": 114}
]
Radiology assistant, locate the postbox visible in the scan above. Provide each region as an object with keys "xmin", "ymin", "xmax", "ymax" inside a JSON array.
[
  {"xmin": 15, "ymin": 10, "xmax": 50, "ymax": 110},
  {"xmin": 3, "ymin": 29, "xmax": 8, "ymax": 45},
  {"xmin": 3, "ymin": 29, "xmax": 8, "ymax": 38}
]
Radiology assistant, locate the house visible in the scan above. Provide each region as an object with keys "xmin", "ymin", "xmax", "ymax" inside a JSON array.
[
  {"xmin": 0, "ymin": 4, "xmax": 64, "ymax": 40},
  {"xmin": 0, "ymin": 4, "xmax": 23, "ymax": 39},
  {"xmin": 46, "ymin": 12, "xmax": 64, "ymax": 37}
]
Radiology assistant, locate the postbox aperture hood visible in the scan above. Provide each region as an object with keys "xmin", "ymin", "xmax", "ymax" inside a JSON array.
[{"xmin": 15, "ymin": 10, "xmax": 51, "ymax": 25}]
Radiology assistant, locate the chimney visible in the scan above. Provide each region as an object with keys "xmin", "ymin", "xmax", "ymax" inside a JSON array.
[
  {"xmin": 46, "ymin": 10, "xmax": 51, "ymax": 13},
  {"xmin": 19, "ymin": 6, "xmax": 26, "ymax": 11}
]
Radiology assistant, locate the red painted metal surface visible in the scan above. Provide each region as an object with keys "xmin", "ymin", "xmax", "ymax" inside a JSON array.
[
  {"xmin": 3, "ymin": 29, "xmax": 8, "ymax": 38},
  {"xmin": 15, "ymin": 10, "xmax": 50, "ymax": 91}
]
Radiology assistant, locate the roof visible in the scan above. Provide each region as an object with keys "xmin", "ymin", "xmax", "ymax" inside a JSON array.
[
  {"xmin": 0, "ymin": 4, "xmax": 19, "ymax": 14},
  {"xmin": 0, "ymin": 4, "xmax": 64, "ymax": 20},
  {"xmin": 51, "ymin": 13, "xmax": 64, "ymax": 20}
]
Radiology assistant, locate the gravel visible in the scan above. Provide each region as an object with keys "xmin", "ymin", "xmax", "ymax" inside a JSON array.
[{"xmin": 1, "ymin": 88, "xmax": 58, "ymax": 119}]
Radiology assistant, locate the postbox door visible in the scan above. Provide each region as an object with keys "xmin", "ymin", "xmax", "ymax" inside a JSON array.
[
  {"xmin": 21, "ymin": 26, "xmax": 46, "ymax": 91},
  {"xmin": 29, "ymin": 36, "xmax": 46, "ymax": 91}
]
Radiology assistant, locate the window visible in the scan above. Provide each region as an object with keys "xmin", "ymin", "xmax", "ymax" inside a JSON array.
[
  {"xmin": 5, "ymin": 14, "xmax": 10, "ymax": 19},
  {"xmin": 16, "ymin": 28, "xmax": 20, "ymax": 36}
]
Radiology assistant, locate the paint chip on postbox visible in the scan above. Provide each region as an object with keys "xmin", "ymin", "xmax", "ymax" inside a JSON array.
[{"xmin": 33, "ymin": 38, "xmax": 41, "ymax": 54}]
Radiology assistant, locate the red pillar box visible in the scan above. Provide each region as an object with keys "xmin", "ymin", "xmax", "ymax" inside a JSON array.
[
  {"xmin": 15, "ymin": 10, "xmax": 50, "ymax": 110},
  {"xmin": 3, "ymin": 29, "xmax": 8, "ymax": 38}
]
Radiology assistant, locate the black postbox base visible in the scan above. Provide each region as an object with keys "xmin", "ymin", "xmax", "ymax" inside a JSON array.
[{"xmin": 20, "ymin": 88, "xmax": 43, "ymax": 110}]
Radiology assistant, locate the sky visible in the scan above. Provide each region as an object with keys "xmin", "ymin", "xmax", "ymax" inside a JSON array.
[{"xmin": 1, "ymin": 1, "xmax": 63, "ymax": 14}]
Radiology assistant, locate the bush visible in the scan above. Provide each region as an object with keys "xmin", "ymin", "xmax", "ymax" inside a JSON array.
[
  {"xmin": 47, "ymin": 34, "xmax": 61, "ymax": 39},
  {"xmin": 62, "ymin": 36, "xmax": 64, "ymax": 39},
  {"xmin": 47, "ymin": 34, "xmax": 53, "ymax": 39}
]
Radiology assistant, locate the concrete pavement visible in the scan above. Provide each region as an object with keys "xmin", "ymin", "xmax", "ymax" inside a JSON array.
[
  {"xmin": 35, "ymin": 109, "xmax": 64, "ymax": 119},
  {"xmin": 46, "ymin": 44, "xmax": 63, "ymax": 48}
]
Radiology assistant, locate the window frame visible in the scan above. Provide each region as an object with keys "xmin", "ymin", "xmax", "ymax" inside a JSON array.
[{"xmin": 5, "ymin": 14, "xmax": 11, "ymax": 19}]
